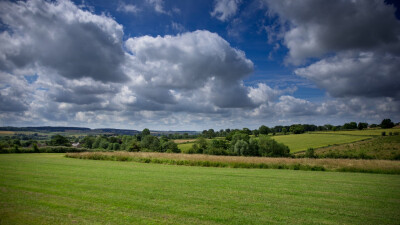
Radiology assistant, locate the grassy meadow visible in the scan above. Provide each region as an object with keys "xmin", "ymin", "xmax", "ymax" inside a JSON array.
[
  {"xmin": 1, "ymin": 153, "xmax": 400, "ymax": 224},
  {"xmin": 271, "ymin": 133, "xmax": 371, "ymax": 153},
  {"xmin": 302, "ymin": 135, "xmax": 400, "ymax": 160},
  {"xmin": 313, "ymin": 128, "xmax": 400, "ymax": 136},
  {"xmin": 177, "ymin": 129, "xmax": 400, "ymax": 154}
]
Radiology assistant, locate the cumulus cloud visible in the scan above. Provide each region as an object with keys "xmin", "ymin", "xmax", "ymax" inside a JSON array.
[
  {"xmin": 0, "ymin": 73, "xmax": 31, "ymax": 112},
  {"xmin": 265, "ymin": 0, "xmax": 400, "ymax": 63},
  {"xmin": 211, "ymin": 0, "xmax": 241, "ymax": 22},
  {"xmin": 1, "ymin": 0, "xmax": 398, "ymax": 129},
  {"xmin": 124, "ymin": 30, "xmax": 255, "ymax": 108},
  {"xmin": 0, "ymin": 0, "xmax": 128, "ymax": 83},
  {"xmin": 295, "ymin": 52, "xmax": 400, "ymax": 98},
  {"xmin": 264, "ymin": 0, "xmax": 400, "ymax": 102}
]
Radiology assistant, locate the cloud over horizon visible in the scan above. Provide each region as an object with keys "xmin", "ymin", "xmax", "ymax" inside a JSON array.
[{"xmin": 0, "ymin": 0, "xmax": 399, "ymax": 130}]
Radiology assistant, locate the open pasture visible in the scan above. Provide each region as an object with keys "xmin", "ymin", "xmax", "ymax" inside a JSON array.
[
  {"xmin": 313, "ymin": 128, "xmax": 400, "ymax": 136},
  {"xmin": 0, "ymin": 153, "xmax": 399, "ymax": 224},
  {"xmin": 272, "ymin": 133, "xmax": 370, "ymax": 153}
]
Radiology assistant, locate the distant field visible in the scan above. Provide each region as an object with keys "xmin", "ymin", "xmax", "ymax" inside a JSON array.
[
  {"xmin": 0, "ymin": 131, "xmax": 14, "ymax": 135},
  {"xmin": 173, "ymin": 139, "xmax": 196, "ymax": 144},
  {"xmin": 302, "ymin": 135, "xmax": 400, "ymax": 160},
  {"xmin": 0, "ymin": 154, "xmax": 399, "ymax": 224},
  {"xmin": 272, "ymin": 133, "xmax": 370, "ymax": 153},
  {"xmin": 177, "ymin": 143, "xmax": 193, "ymax": 152},
  {"xmin": 313, "ymin": 128, "xmax": 400, "ymax": 136}
]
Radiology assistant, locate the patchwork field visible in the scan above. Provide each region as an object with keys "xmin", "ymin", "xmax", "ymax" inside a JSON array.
[
  {"xmin": 0, "ymin": 154, "xmax": 399, "ymax": 224},
  {"xmin": 301, "ymin": 135, "xmax": 400, "ymax": 160},
  {"xmin": 272, "ymin": 133, "xmax": 370, "ymax": 153},
  {"xmin": 313, "ymin": 128, "xmax": 400, "ymax": 136}
]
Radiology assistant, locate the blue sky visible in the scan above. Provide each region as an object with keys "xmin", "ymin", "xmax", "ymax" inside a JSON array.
[{"xmin": 0, "ymin": 0, "xmax": 399, "ymax": 130}]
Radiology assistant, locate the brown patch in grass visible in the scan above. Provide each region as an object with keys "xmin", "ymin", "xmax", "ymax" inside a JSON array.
[
  {"xmin": 173, "ymin": 139, "xmax": 197, "ymax": 144},
  {"xmin": 0, "ymin": 131, "xmax": 14, "ymax": 135},
  {"xmin": 66, "ymin": 151, "xmax": 400, "ymax": 174}
]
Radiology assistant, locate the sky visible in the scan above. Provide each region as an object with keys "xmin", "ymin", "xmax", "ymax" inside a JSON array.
[{"xmin": 0, "ymin": 0, "xmax": 399, "ymax": 131}]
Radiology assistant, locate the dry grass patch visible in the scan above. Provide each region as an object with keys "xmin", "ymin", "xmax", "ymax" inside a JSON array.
[
  {"xmin": 66, "ymin": 151, "xmax": 400, "ymax": 174},
  {"xmin": 173, "ymin": 139, "xmax": 197, "ymax": 144}
]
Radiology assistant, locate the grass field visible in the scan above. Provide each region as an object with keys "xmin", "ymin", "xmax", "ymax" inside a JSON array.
[
  {"xmin": 1, "ymin": 154, "xmax": 399, "ymax": 224},
  {"xmin": 313, "ymin": 128, "xmax": 400, "ymax": 136},
  {"xmin": 299, "ymin": 135, "xmax": 400, "ymax": 160},
  {"xmin": 272, "ymin": 133, "xmax": 370, "ymax": 153},
  {"xmin": 67, "ymin": 151, "xmax": 400, "ymax": 174},
  {"xmin": 177, "ymin": 142, "xmax": 193, "ymax": 152},
  {"xmin": 0, "ymin": 131, "xmax": 15, "ymax": 135}
]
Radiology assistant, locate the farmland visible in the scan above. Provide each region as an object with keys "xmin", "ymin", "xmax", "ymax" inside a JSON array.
[
  {"xmin": 1, "ymin": 154, "xmax": 399, "ymax": 224},
  {"xmin": 313, "ymin": 128, "xmax": 400, "ymax": 136},
  {"xmin": 177, "ymin": 129, "xmax": 400, "ymax": 154},
  {"xmin": 300, "ymin": 135, "xmax": 400, "ymax": 160},
  {"xmin": 271, "ymin": 133, "xmax": 371, "ymax": 153}
]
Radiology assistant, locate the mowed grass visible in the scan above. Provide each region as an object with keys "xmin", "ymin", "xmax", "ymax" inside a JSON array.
[
  {"xmin": 1, "ymin": 154, "xmax": 400, "ymax": 224},
  {"xmin": 313, "ymin": 128, "xmax": 400, "ymax": 136},
  {"xmin": 272, "ymin": 133, "xmax": 370, "ymax": 153}
]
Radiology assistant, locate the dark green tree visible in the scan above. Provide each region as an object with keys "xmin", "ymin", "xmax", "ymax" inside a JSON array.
[
  {"xmin": 141, "ymin": 128, "xmax": 151, "ymax": 137},
  {"xmin": 289, "ymin": 125, "xmax": 305, "ymax": 134},
  {"xmin": 50, "ymin": 135, "xmax": 71, "ymax": 146},
  {"xmin": 234, "ymin": 140, "xmax": 249, "ymax": 156},
  {"xmin": 141, "ymin": 135, "xmax": 160, "ymax": 151},
  {"xmin": 381, "ymin": 119, "xmax": 394, "ymax": 129},
  {"xmin": 259, "ymin": 125, "xmax": 270, "ymax": 135}
]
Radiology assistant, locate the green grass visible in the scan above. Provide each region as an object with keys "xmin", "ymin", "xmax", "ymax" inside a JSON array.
[
  {"xmin": 272, "ymin": 133, "xmax": 370, "ymax": 153},
  {"xmin": 301, "ymin": 135, "xmax": 400, "ymax": 160},
  {"xmin": 177, "ymin": 142, "xmax": 193, "ymax": 152},
  {"xmin": 313, "ymin": 128, "xmax": 400, "ymax": 136},
  {"xmin": 1, "ymin": 154, "xmax": 400, "ymax": 224}
]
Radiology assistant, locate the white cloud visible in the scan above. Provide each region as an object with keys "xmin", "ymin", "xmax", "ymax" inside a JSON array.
[
  {"xmin": 0, "ymin": 0, "xmax": 127, "ymax": 83},
  {"xmin": 124, "ymin": 30, "xmax": 254, "ymax": 108},
  {"xmin": 117, "ymin": 3, "xmax": 139, "ymax": 14},
  {"xmin": 211, "ymin": 0, "xmax": 241, "ymax": 22},
  {"xmin": 0, "ymin": 0, "xmax": 398, "ymax": 130},
  {"xmin": 263, "ymin": 0, "xmax": 400, "ymax": 110},
  {"xmin": 146, "ymin": 0, "xmax": 169, "ymax": 15},
  {"xmin": 295, "ymin": 52, "xmax": 400, "ymax": 98},
  {"xmin": 265, "ymin": 0, "xmax": 400, "ymax": 64}
]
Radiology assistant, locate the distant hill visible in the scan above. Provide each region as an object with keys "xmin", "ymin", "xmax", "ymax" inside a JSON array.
[
  {"xmin": 0, "ymin": 126, "xmax": 198, "ymax": 136},
  {"xmin": 0, "ymin": 126, "xmax": 139, "ymax": 135}
]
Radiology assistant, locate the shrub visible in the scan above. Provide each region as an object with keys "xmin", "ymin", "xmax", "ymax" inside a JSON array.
[
  {"xmin": 258, "ymin": 136, "xmax": 290, "ymax": 157},
  {"xmin": 50, "ymin": 134, "xmax": 71, "ymax": 147},
  {"xmin": 162, "ymin": 141, "xmax": 180, "ymax": 153},
  {"xmin": 128, "ymin": 140, "xmax": 141, "ymax": 152},
  {"xmin": 32, "ymin": 143, "xmax": 40, "ymax": 153},
  {"xmin": 389, "ymin": 132, "xmax": 393, "ymax": 136},
  {"xmin": 234, "ymin": 140, "xmax": 249, "ymax": 156},
  {"xmin": 305, "ymin": 148, "xmax": 315, "ymax": 158},
  {"xmin": 141, "ymin": 135, "xmax": 161, "ymax": 152},
  {"xmin": 14, "ymin": 145, "xmax": 20, "ymax": 153},
  {"xmin": 382, "ymin": 131, "xmax": 386, "ymax": 136}
]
